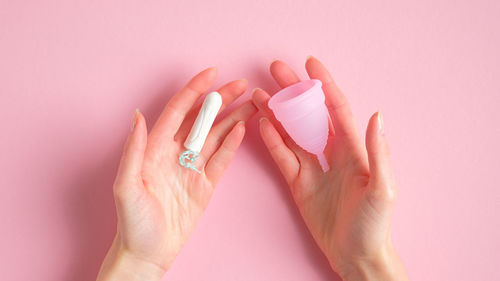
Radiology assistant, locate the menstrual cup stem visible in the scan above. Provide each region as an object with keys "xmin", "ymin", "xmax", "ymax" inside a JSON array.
[{"xmin": 316, "ymin": 153, "xmax": 329, "ymax": 172}]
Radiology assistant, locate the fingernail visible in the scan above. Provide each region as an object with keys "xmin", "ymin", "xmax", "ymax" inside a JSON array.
[
  {"xmin": 207, "ymin": 66, "xmax": 218, "ymax": 74},
  {"xmin": 377, "ymin": 110, "xmax": 384, "ymax": 135},
  {"xmin": 236, "ymin": 120, "xmax": 245, "ymax": 132},
  {"xmin": 306, "ymin": 55, "xmax": 316, "ymax": 61},
  {"xmin": 271, "ymin": 58, "xmax": 279, "ymax": 64},
  {"xmin": 259, "ymin": 117, "xmax": 268, "ymax": 123},
  {"xmin": 327, "ymin": 115, "xmax": 335, "ymax": 136},
  {"xmin": 131, "ymin": 109, "xmax": 139, "ymax": 132},
  {"xmin": 252, "ymin": 87, "xmax": 262, "ymax": 93}
]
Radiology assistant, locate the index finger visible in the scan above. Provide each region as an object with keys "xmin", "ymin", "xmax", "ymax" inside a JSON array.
[
  {"xmin": 305, "ymin": 56, "xmax": 359, "ymax": 138},
  {"xmin": 270, "ymin": 60, "xmax": 301, "ymax": 87},
  {"xmin": 151, "ymin": 67, "xmax": 218, "ymax": 140}
]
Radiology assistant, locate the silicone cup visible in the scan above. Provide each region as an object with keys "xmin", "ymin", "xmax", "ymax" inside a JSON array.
[{"xmin": 268, "ymin": 79, "xmax": 330, "ymax": 172}]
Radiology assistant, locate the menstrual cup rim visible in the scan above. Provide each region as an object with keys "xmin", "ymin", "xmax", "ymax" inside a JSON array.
[{"xmin": 268, "ymin": 79, "xmax": 323, "ymax": 110}]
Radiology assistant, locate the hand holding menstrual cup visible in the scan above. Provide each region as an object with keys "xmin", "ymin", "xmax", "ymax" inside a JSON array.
[{"xmin": 268, "ymin": 79, "xmax": 330, "ymax": 172}]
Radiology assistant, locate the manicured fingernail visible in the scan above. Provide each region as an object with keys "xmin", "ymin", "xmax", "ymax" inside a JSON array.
[
  {"xmin": 131, "ymin": 109, "xmax": 139, "ymax": 132},
  {"xmin": 377, "ymin": 110, "xmax": 384, "ymax": 135}
]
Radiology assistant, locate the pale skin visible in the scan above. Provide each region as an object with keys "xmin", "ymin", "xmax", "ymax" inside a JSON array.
[{"xmin": 97, "ymin": 57, "xmax": 408, "ymax": 281}]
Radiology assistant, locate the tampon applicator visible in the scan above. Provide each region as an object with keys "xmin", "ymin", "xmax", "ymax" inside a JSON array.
[{"xmin": 179, "ymin": 91, "xmax": 222, "ymax": 173}]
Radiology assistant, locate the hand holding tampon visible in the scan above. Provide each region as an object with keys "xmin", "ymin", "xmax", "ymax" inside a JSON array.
[{"xmin": 97, "ymin": 68, "xmax": 257, "ymax": 280}]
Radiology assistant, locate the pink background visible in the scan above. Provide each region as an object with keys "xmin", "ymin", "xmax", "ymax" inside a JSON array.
[{"xmin": 1, "ymin": 0, "xmax": 499, "ymax": 280}]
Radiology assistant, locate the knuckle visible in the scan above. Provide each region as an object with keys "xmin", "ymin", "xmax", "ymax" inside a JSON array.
[
  {"xmin": 113, "ymin": 184, "xmax": 127, "ymax": 201},
  {"xmin": 369, "ymin": 180, "xmax": 398, "ymax": 203}
]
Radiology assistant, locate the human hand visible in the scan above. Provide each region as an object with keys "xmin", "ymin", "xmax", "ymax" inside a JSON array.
[
  {"xmin": 252, "ymin": 57, "xmax": 408, "ymax": 281},
  {"xmin": 97, "ymin": 67, "xmax": 257, "ymax": 281}
]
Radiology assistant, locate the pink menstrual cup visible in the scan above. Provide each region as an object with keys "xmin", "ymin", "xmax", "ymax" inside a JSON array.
[{"xmin": 268, "ymin": 79, "xmax": 330, "ymax": 172}]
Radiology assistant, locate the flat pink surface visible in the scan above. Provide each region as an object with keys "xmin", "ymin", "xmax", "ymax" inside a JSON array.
[{"xmin": 1, "ymin": 1, "xmax": 499, "ymax": 280}]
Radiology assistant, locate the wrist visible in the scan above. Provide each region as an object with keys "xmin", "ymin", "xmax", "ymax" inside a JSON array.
[
  {"xmin": 97, "ymin": 236, "xmax": 166, "ymax": 281},
  {"xmin": 335, "ymin": 242, "xmax": 408, "ymax": 281}
]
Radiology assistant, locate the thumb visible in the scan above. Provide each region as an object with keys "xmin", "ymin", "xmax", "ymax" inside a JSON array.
[
  {"xmin": 114, "ymin": 109, "xmax": 148, "ymax": 194},
  {"xmin": 365, "ymin": 111, "xmax": 397, "ymax": 202}
]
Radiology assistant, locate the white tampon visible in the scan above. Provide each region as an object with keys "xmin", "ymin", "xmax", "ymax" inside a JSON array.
[{"xmin": 179, "ymin": 91, "xmax": 222, "ymax": 172}]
